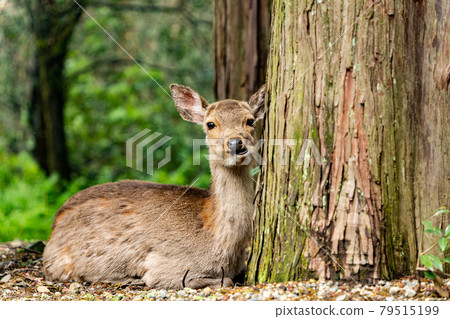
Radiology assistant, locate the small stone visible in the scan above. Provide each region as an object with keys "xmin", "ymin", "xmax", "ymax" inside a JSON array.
[
  {"xmin": 389, "ymin": 286, "xmax": 401, "ymax": 295},
  {"xmin": 114, "ymin": 294, "xmax": 124, "ymax": 300},
  {"xmin": 262, "ymin": 290, "xmax": 273, "ymax": 299},
  {"xmin": 54, "ymin": 292, "xmax": 61, "ymax": 296},
  {"xmin": 404, "ymin": 288, "xmax": 416, "ymax": 298},
  {"xmin": 37, "ymin": 286, "xmax": 50, "ymax": 293},
  {"xmin": 378, "ymin": 280, "xmax": 386, "ymax": 286},
  {"xmin": 200, "ymin": 287, "xmax": 212, "ymax": 297},
  {"xmin": 158, "ymin": 290, "xmax": 168, "ymax": 299},
  {"xmin": 354, "ymin": 284, "xmax": 362, "ymax": 289},
  {"xmin": 385, "ymin": 281, "xmax": 393, "ymax": 288},
  {"xmin": 69, "ymin": 282, "xmax": 83, "ymax": 293},
  {"xmin": 1, "ymin": 255, "xmax": 6, "ymax": 259},
  {"xmin": 177, "ymin": 290, "xmax": 187, "ymax": 298},
  {"xmin": 335, "ymin": 294, "xmax": 347, "ymax": 301},
  {"xmin": 295, "ymin": 286, "xmax": 307, "ymax": 295},
  {"xmin": 326, "ymin": 280, "xmax": 334, "ymax": 286},
  {"xmin": 1, "ymin": 274, "xmax": 11, "ymax": 283},
  {"xmin": 133, "ymin": 296, "xmax": 144, "ymax": 301},
  {"xmin": 329, "ymin": 286, "xmax": 339, "ymax": 293},
  {"xmin": 45, "ymin": 281, "xmax": 53, "ymax": 286}
]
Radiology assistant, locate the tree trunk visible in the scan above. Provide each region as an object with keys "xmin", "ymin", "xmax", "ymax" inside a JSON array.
[
  {"xmin": 30, "ymin": 49, "xmax": 71, "ymax": 180},
  {"xmin": 213, "ymin": 0, "xmax": 270, "ymax": 100},
  {"xmin": 26, "ymin": 1, "xmax": 84, "ymax": 180},
  {"xmin": 247, "ymin": 0, "xmax": 449, "ymax": 283}
]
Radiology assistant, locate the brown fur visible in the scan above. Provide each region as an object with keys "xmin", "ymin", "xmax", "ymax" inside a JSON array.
[{"xmin": 43, "ymin": 84, "xmax": 266, "ymax": 289}]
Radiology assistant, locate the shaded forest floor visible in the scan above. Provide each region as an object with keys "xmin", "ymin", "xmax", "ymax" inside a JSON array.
[{"xmin": 1, "ymin": 241, "xmax": 449, "ymax": 301}]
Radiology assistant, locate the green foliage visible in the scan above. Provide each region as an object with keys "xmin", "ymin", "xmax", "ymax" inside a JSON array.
[
  {"xmin": 0, "ymin": 143, "xmax": 79, "ymax": 241},
  {"xmin": 419, "ymin": 208, "xmax": 450, "ymax": 276},
  {"xmin": 424, "ymin": 270, "xmax": 436, "ymax": 280},
  {"xmin": 64, "ymin": 3, "xmax": 213, "ymax": 186}
]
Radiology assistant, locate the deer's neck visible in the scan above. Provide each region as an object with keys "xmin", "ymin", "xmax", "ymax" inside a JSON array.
[{"xmin": 205, "ymin": 164, "xmax": 254, "ymax": 252}]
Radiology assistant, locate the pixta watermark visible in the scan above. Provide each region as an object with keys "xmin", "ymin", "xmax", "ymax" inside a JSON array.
[{"xmin": 126, "ymin": 130, "xmax": 325, "ymax": 175}]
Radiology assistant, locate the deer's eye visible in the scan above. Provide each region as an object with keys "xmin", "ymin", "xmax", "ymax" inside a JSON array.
[
  {"xmin": 246, "ymin": 119, "xmax": 255, "ymax": 127},
  {"xmin": 207, "ymin": 122, "xmax": 215, "ymax": 130}
]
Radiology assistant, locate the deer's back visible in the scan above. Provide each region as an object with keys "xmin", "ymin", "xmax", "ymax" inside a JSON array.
[{"xmin": 43, "ymin": 180, "xmax": 211, "ymax": 283}]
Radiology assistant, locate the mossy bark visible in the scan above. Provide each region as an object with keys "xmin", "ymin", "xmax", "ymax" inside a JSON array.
[{"xmin": 247, "ymin": 0, "xmax": 449, "ymax": 282}]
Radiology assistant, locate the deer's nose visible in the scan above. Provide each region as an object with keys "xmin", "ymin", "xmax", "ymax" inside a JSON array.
[{"xmin": 227, "ymin": 138, "xmax": 247, "ymax": 155}]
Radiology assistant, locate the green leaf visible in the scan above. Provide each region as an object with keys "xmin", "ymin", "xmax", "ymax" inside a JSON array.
[
  {"xmin": 423, "ymin": 220, "xmax": 433, "ymax": 230},
  {"xmin": 424, "ymin": 270, "xmax": 436, "ymax": 280},
  {"xmin": 433, "ymin": 209, "xmax": 450, "ymax": 217},
  {"xmin": 438, "ymin": 238, "xmax": 448, "ymax": 252},
  {"xmin": 445, "ymin": 225, "xmax": 450, "ymax": 238},
  {"xmin": 430, "ymin": 255, "xmax": 443, "ymax": 272},
  {"xmin": 442, "ymin": 258, "xmax": 450, "ymax": 264},
  {"xmin": 425, "ymin": 227, "xmax": 442, "ymax": 237},
  {"xmin": 420, "ymin": 254, "xmax": 434, "ymax": 271}
]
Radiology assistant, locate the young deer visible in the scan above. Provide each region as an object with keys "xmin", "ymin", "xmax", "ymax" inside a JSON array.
[{"xmin": 43, "ymin": 84, "xmax": 266, "ymax": 289}]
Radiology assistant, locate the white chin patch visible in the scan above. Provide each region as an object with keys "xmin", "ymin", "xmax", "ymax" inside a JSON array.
[{"xmin": 225, "ymin": 154, "xmax": 249, "ymax": 166}]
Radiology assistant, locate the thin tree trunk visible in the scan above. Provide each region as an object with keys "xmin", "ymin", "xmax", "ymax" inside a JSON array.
[
  {"xmin": 31, "ymin": 50, "xmax": 71, "ymax": 180},
  {"xmin": 247, "ymin": 0, "xmax": 449, "ymax": 283},
  {"xmin": 213, "ymin": 0, "xmax": 270, "ymax": 101}
]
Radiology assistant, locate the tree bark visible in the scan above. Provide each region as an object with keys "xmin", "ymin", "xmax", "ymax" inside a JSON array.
[
  {"xmin": 247, "ymin": 0, "xmax": 449, "ymax": 283},
  {"xmin": 26, "ymin": 1, "xmax": 84, "ymax": 180},
  {"xmin": 213, "ymin": 0, "xmax": 270, "ymax": 100}
]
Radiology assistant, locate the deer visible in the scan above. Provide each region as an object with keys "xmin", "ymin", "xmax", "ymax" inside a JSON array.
[{"xmin": 43, "ymin": 83, "xmax": 266, "ymax": 289}]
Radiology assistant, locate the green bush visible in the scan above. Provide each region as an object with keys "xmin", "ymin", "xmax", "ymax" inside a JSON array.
[
  {"xmin": 0, "ymin": 144, "xmax": 77, "ymax": 241},
  {"xmin": 420, "ymin": 208, "xmax": 450, "ymax": 278}
]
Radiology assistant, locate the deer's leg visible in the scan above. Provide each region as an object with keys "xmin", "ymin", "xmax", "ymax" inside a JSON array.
[{"xmin": 186, "ymin": 277, "xmax": 233, "ymax": 289}]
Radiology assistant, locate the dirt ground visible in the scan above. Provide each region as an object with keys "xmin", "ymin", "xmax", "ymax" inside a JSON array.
[{"xmin": 1, "ymin": 241, "xmax": 449, "ymax": 301}]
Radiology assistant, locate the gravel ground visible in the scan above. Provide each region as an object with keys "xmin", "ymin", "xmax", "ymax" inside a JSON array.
[{"xmin": 1, "ymin": 241, "xmax": 449, "ymax": 301}]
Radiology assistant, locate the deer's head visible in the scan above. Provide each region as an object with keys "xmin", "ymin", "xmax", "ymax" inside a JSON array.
[{"xmin": 170, "ymin": 84, "xmax": 266, "ymax": 167}]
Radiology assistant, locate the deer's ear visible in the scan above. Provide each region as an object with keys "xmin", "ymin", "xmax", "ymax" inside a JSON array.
[
  {"xmin": 170, "ymin": 84, "xmax": 209, "ymax": 124},
  {"xmin": 249, "ymin": 84, "xmax": 266, "ymax": 121}
]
